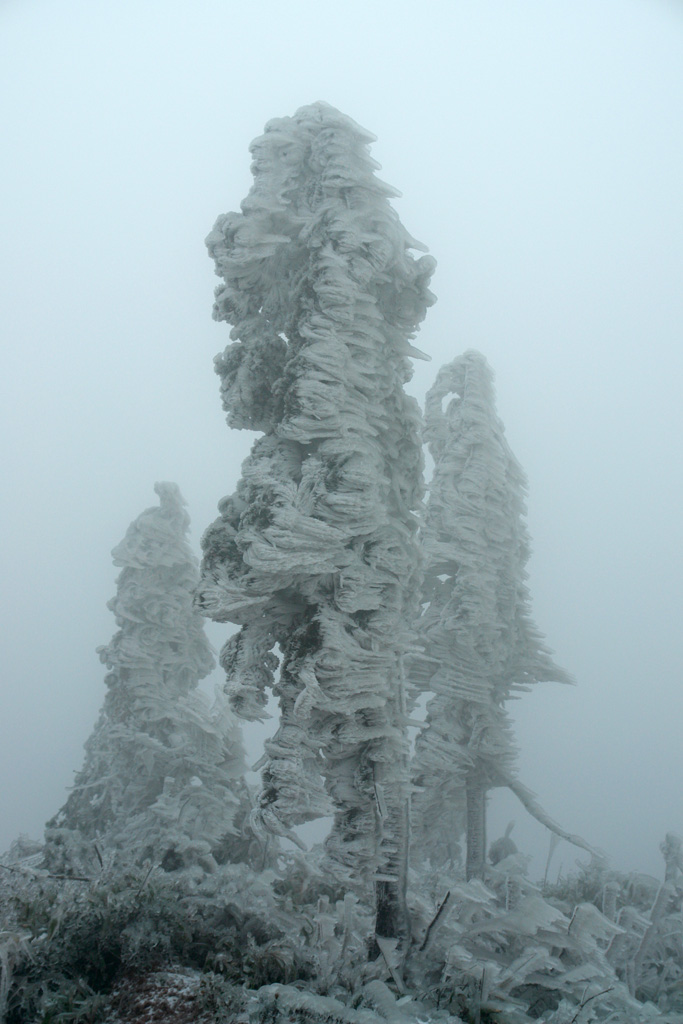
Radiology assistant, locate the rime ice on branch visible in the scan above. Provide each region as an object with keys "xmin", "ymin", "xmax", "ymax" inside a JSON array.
[
  {"xmin": 412, "ymin": 352, "xmax": 571, "ymax": 879},
  {"xmin": 45, "ymin": 483, "xmax": 248, "ymax": 874},
  {"xmin": 197, "ymin": 102, "xmax": 435, "ymax": 939}
]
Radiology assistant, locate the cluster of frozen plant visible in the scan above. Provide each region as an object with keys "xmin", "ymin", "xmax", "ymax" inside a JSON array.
[{"xmin": 1, "ymin": 103, "xmax": 682, "ymax": 1024}]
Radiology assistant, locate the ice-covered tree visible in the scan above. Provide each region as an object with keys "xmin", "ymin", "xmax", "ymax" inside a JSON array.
[
  {"xmin": 196, "ymin": 102, "xmax": 435, "ymax": 941},
  {"xmin": 45, "ymin": 483, "xmax": 248, "ymax": 874},
  {"xmin": 412, "ymin": 352, "xmax": 572, "ymax": 879}
]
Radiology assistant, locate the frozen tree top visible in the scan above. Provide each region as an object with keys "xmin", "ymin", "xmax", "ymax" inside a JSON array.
[
  {"xmin": 111, "ymin": 481, "xmax": 191, "ymax": 570},
  {"xmin": 421, "ymin": 349, "xmax": 572, "ymax": 699},
  {"xmin": 205, "ymin": 101, "xmax": 435, "ymax": 433}
]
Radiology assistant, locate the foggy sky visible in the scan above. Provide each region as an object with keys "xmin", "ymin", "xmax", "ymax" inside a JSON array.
[{"xmin": 1, "ymin": 0, "xmax": 682, "ymax": 881}]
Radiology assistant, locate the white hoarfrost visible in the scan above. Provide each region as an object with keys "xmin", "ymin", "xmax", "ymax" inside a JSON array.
[
  {"xmin": 196, "ymin": 102, "xmax": 435, "ymax": 939},
  {"xmin": 412, "ymin": 352, "xmax": 572, "ymax": 879},
  {"xmin": 45, "ymin": 482, "xmax": 248, "ymax": 874}
]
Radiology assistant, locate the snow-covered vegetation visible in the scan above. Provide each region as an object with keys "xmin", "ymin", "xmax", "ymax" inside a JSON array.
[
  {"xmin": 412, "ymin": 351, "xmax": 573, "ymax": 883},
  {"xmin": 2, "ymin": 104, "xmax": 682, "ymax": 1023},
  {"xmin": 196, "ymin": 101, "xmax": 435, "ymax": 944},
  {"xmin": 42, "ymin": 482, "xmax": 252, "ymax": 877}
]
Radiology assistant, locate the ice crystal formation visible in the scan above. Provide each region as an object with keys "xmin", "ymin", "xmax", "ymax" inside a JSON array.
[
  {"xmin": 197, "ymin": 102, "xmax": 435, "ymax": 938},
  {"xmin": 5, "ymin": 106, "xmax": 683, "ymax": 1024},
  {"xmin": 412, "ymin": 352, "xmax": 571, "ymax": 879},
  {"xmin": 45, "ymin": 483, "xmax": 248, "ymax": 873}
]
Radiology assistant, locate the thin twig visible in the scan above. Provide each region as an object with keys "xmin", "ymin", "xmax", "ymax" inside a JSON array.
[
  {"xmin": 567, "ymin": 905, "xmax": 578, "ymax": 936},
  {"xmin": 419, "ymin": 891, "xmax": 451, "ymax": 952},
  {"xmin": 374, "ymin": 935, "xmax": 406, "ymax": 994},
  {"xmin": 134, "ymin": 863, "xmax": 156, "ymax": 899},
  {"xmin": 0, "ymin": 863, "xmax": 93, "ymax": 883},
  {"xmin": 570, "ymin": 986, "xmax": 614, "ymax": 1023},
  {"xmin": 93, "ymin": 843, "xmax": 104, "ymax": 871}
]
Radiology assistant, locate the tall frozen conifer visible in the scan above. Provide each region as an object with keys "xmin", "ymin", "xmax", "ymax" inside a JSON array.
[
  {"xmin": 412, "ymin": 352, "xmax": 571, "ymax": 879},
  {"xmin": 45, "ymin": 483, "xmax": 248, "ymax": 873},
  {"xmin": 197, "ymin": 103, "xmax": 435, "ymax": 940}
]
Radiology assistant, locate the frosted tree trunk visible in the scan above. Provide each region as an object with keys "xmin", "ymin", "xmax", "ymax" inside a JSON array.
[{"xmin": 465, "ymin": 769, "xmax": 487, "ymax": 881}]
